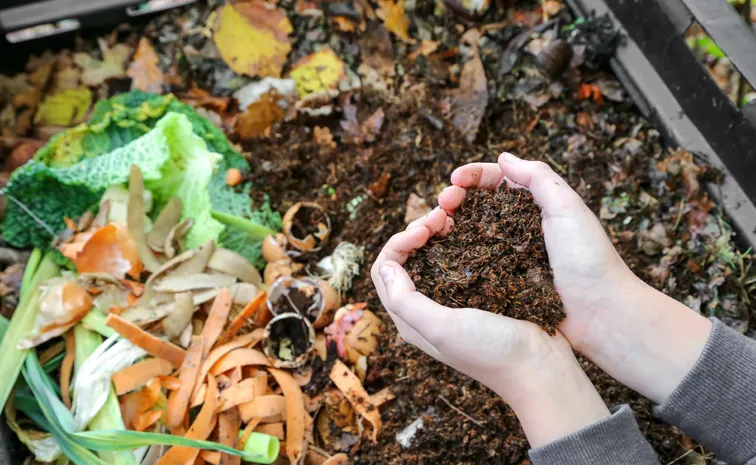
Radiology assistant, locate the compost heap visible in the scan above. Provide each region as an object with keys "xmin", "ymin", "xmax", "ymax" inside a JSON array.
[
  {"xmin": 0, "ymin": 0, "xmax": 754, "ymax": 464},
  {"xmin": 405, "ymin": 188, "xmax": 565, "ymax": 334}
]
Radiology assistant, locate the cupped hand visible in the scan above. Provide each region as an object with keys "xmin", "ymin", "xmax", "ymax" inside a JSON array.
[
  {"xmin": 438, "ymin": 152, "xmax": 640, "ymax": 352},
  {"xmin": 370, "ymin": 207, "xmax": 610, "ymax": 445},
  {"xmin": 371, "ymin": 209, "xmax": 579, "ymax": 400}
]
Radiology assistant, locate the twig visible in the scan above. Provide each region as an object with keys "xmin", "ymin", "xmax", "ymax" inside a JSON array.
[
  {"xmin": 543, "ymin": 153, "xmax": 567, "ymax": 175},
  {"xmin": 6, "ymin": 195, "xmax": 57, "ymax": 238},
  {"xmin": 673, "ymin": 198, "xmax": 685, "ymax": 231},
  {"xmin": 665, "ymin": 449, "xmax": 694, "ymax": 465},
  {"xmin": 438, "ymin": 395, "xmax": 484, "ymax": 427}
]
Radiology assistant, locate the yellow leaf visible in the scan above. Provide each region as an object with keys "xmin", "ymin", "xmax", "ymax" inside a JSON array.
[
  {"xmin": 378, "ymin": 0, "xmax": 416, "ymax": 44},
  {"xmin": 213, "ymin": 1, "xmax": 293, "ymax": 78},
  {"xmin": 128, "ymin": 37, "xmax": 165, "ymax": 94},
  {"xmin": 34, "ymin": 88, "xmax": 92, "ymax": 127},
  {"xmin": 288, "ymin": 48, "xmax": 345, "ymax": 98},
  {"xmin": 74, "ymin": 42, "xmax": 133, "ymax": 86}
]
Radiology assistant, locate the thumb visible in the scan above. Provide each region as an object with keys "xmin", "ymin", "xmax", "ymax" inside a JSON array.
[{"xmin": 498, "ymin": 152, "xmax": 582, "ymax": 215}]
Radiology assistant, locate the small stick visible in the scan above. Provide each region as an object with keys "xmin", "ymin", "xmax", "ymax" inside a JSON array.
[
  {"xmin": 438, "ymin": 395, "xmax": 484, "ymax": 427},
  {"xmin": 665, "ymin": 449, "xmax": 694, "ymax": 465}
]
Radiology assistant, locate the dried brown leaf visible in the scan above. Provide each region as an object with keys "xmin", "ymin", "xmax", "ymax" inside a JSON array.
[{"xmin": 128, "ymin": 38, "xmax": 165, "ymax": 94}]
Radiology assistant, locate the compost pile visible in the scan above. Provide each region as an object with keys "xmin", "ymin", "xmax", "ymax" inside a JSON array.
[
  {"xmin": 405, "ymin": 188, "xmax": 565, "ymax": 334},
  {"xmin": 0, "ymin": 0, "xmax": 754, "ymax": 464}
]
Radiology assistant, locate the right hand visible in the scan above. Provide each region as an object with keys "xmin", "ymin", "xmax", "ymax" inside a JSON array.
[{"xmin": 439, "ymin": 153, "xmax": 712, "ymax": 403}]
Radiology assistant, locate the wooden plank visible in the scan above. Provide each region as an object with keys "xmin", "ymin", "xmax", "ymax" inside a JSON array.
[
  {"xmin": 680, "ymin": 0, "xmax": 756, "ymax": 88},
  {"xmin": 0, "ymin": 0, "xmax": 142, "ymax": 31}
]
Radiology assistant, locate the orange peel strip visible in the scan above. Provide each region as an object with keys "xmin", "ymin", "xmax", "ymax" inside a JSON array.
[
  {"xmin": 217, "ymin": 378, "xmax": 258, "ymax": 412},
  {"xmin": 166, "ymin": 336, "xmax": 205, "ymax": 430},
  {"xmin": 60, "ymin": 331, "xmax": 75, "ymax": 408},
  {"xmin": 218, "ymin": 407, "xmax": 242, "ymax": 465},
  {"xmin": 106, "ymin": 314, "xmax": 186, "ymax": 368},
  {"xmin": 192, "ymin": 329, "xmax": 264, "ymax": 401},
  {"xmin": 200, "ymin": 288, "xmax": 233, "ymax": 357},
  {"xmin": 209, "ymin": 348, "xmax": 269, "ymax": 376},
  {"xmin": 112, "ymin": 358, "xmax": 174, "ymax": 395},
  {"xmin": 156, "ymin": 373, "xmax": 219, "ymax": 465},
  {"xmin": 238, "ymin": 395, "xmax": 286, "ymax": 423},
  {"xmin": 254, "ymin": 422, "xmax": 284, "ymax": 440},
  {"xmin": 329, "ymin": 359, "xmax": 382, "ymax": 441},
  {"xmin": 218, "ymin": 292, "xmax": 266, "ymax": 345},
  {"xmin": 269, "ymin": 368, "xmax": 307, "ymax": 464},
  {"xmin": 237, "ymin": 417, "xmax": 262, "ymax": 449}
]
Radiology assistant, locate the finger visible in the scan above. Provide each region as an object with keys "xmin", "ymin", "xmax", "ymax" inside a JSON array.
[
  {"xmin": 438, "ymin": 216, "xmax": 454, "ymax": 237},
  {"xmin": 385, "ymin": 309, "xmax": 443, "ymax": 360},
  {"xmin": 376, "ymin": 226, "xmax": 430, "ymax": 264},
  {"xmin": 407, "ymin": 208, "xmax": 447, "ymax": 236},
  {"xmin": 437, "ymin": 186, "xmax": 466, "ymax": 214},
  {"xmin": 498, "ymin": 152, "xmax": 583, "ymax": 216},
  {"xmin": 450, "ymin": 163, "xmax": 505, "ymax": 189},
  {"xmin": 377, "ymin": 261, "xmax": 452, "ymax": 345}
]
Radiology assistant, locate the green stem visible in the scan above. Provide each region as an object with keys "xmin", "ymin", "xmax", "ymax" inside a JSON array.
[
  {"xmin": 211, "ymin": 210, "xmax": 276, "ymax": 241},
  {"xmin": 0, "ymin": 252, "xmax": 60, "ymax": 412}
]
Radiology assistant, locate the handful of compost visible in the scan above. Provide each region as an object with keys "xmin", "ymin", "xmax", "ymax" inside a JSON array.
[{"xmin": 405, "ymin": 187, "xmax": 565, "ymax": 333}]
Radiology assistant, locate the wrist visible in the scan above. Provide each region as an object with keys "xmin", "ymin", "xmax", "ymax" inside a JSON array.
[
  {"xmin": 570, "ymin": 276, "xmax": 712, "ymax": 404},
  {"xmin": 495, "ymin": 338, "xmax": 611, "ymax": 448}
]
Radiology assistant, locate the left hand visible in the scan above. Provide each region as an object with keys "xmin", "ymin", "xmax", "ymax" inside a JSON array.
[{"xmin": 371, "ymin": 208, "xmax": 610, "ymax": 446}]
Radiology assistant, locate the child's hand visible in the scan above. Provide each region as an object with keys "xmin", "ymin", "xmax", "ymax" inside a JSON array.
[
  {"xmin": 440, "ymin": 153, "xmax": 711, "ymax": 404},
  {"xmin": 371, "ymin": 208, "xmax": 610, "ymax": 446}
]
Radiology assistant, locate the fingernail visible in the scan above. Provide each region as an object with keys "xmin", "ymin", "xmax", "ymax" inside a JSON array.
[
  {"xmin": 501, "ymin": 152, "xmax": 521, "ymax": 163},
  {"xmin": 379, "ymin": 265, "xmax": 394, "ymax": 283}
]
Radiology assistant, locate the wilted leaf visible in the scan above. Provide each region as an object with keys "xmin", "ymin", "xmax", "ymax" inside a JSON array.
[
  {"xmin": 213, "ymin": 1, "xmax": 293, "ymax": 78},
  {"xmin": 408, "ymin": 40, "xmax": 440, "ymax": 61},
  {"xmin": 128, "ymin": 38, "xmax": 165, "ymax": 94},
  {"xmin": 341, "ymin": 102, "xmax": 384, "ymax": 145},
  {"xmin": 53, "ymin": 50, "xmax": 81, "ymax": 91},
  {"xmin": 234, "ymin": 91, "xmax": 285, "ymax": 140},
  {"xmin": 34, "ymin": 88, "xmax": 92, "ymax": 127},
  {"xmin": 74, "ymin": 41, "xmax": 133, "ymax": 86},
  {"xmin": 377, "ymin": 0, "xmax": 416, "ymax": 44},
  {"xmin": 449, "ymin": 30, "xmax": 488, "ymax": 143},
  {"xmin": 289, "ymin": 48, "xmax": 345, "ymax": 98},
  {"xmin": 181, "ymin": 87, "xmax": 231, "ymax": 113},
  {"xmin": 26, "ymin": 51, "xmax": 56, "ymax": 89}
]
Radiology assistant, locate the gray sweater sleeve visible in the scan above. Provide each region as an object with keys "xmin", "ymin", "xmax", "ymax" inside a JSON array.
[
  {"xmin": 654, "ymin": 317, "xmax": 756, "ymax": 465},
  {"xmin": 528, "ymin": 405, "xmax": 660, "ymax": 465}
]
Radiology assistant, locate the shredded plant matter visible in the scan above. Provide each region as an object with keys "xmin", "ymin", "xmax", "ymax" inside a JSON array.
[{"xmin": 406, "ymin": 188, "xmax": 566, "ymax": 334}]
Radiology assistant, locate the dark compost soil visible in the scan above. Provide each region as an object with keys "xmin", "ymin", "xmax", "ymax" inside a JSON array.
[{"xmin": 405, "ymin": 187, "xmax": 565, "ymax": 334}]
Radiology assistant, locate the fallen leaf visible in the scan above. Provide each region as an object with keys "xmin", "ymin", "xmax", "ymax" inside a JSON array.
[
  {"xmin": 213, "ymin": 1, "xmax": 293, "ymax": 78},
  {"xmin": 377, "ymin": 0, "xmax": 416, "ymax": 44},
  {"xmin": 4, "ymin": 140, "xmax": 44, "ymax": 172},
  {"xmin": 128, "ymin": 38, "xmax": 165, "ymax": 94},
  {"xmin": 289, "ymin": 48, "xmax": 346, "ymax": 98},
  {"xmin": 181, "ymin": 87, "xmax": 231, "ymax": 113},
  {"xmin": 53, "ymin": 51, "xmax": 82, "ymax": 91},
  {"xmin": 332, "ymin": 16, "xmax": 357, "ymax": 32},
  {"xmin": 26, "ymin": 51, "xmax": 56, "ymax": 89},
  {"xmin": 404, "ymin": 193, "xmax": 432, "ymax": 224},
  {"xmin": 408, "ymin": 40, "xmax": 440, "ymax": 61},
  {"xmin": 234, "ymin": 90, "xmax": 285, "ymax": 140},
  {"xmin": 34, "ymin": 88, "xmax": 92, "ymax": 127},
  {"xmin": 449, "ymin": 30, "xmax": 488, "ymax": 143},
  {"xmin": 74, "ymin": 41, "xmax": 133, "ymax": 86},
  {"xmin": 341, "ymin": 103, "xmax": 384, "ymax": 145}
]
